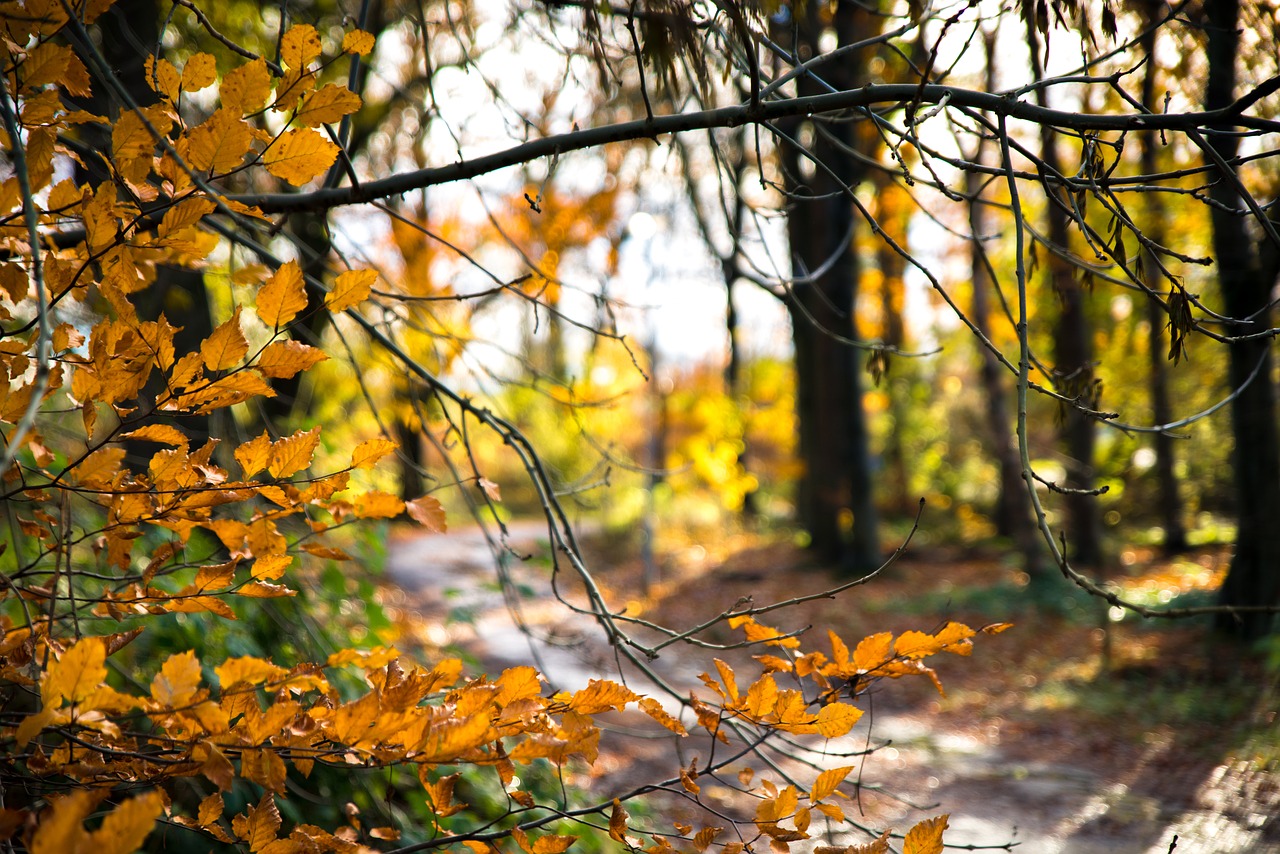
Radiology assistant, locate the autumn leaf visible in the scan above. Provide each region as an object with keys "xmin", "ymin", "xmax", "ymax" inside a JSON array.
[
  {"xmin": 201, "ymin": 307, "xmax": 249, "ymax": 371},
  {"xmin": 343, "ymin": 29, "xmax": 376, "ymax": 55},
  {"xmin": 608, "ymin": 799, "xmax": 629, "ymax": 843},
  {"xmin": 120, "ymin": 424, "xmax": 189, "ymax": 447},
  {"xmin": 256, "ymin": 260, "xmax": 308, "ymax": 329},
  {"xmin": 351, "ymin": 437, "xmax": 398, "ymax": 469},
  {"xmin": 639, "ymin": 697, "xmax": 687, "ymax": 735},
  {"xmin": 264, "ymin": 128, "xmax": 339, "ymax": 186},
  {"xmin": 353, "ymin": 490, "xmax": 405, "ymax": 518},
  {"xmin": 186, "ymin": 108, "xmax": 253, "ymax": 174},
  {"xmin": 809, "ymin": 766, "xmax": 853, "ymax": 803},
  {"xmin": 281, "ymin": 24, "xmax": 323, "ymax": 69},
  {"xmin": 814, "ymin": 702, "xmax": 862, "ymax": 738},
  {"xmin": 326, "ymin": 268, "xmax": 377, "ymax": 312},
  {"xmin": 903, "ymin": 815, "xmax": 948, "ymax": 854},
  {"xmin": 266, "ymin": 426, "xmax": 321, "ymax": 478},
  {"xmin": 151, "ymin": 649, "xmax": 202, "ymax": 708},
  {"xmin": 43, "ymin": 636, "xmax": 107, "ymax": 706},
  {"xmin": 221, "ymin": 58, "xmax": 271, "ymax": 115},
  {"xmin": 256, "ymin": 340, "xmax": 327, "ymax": 378},
  {"xmin": 295, "ymin": 84, "xmax": 362, "ymax": 127},
  {"xmin": 567, "ymin": 679, "xmax": 639, "ymax": 714},
  {"xmin": 181, "ymin": 53, "xmax": 217, "ymax": 91},
  {"xmin": 406, "ymin": 495, "xmax": 447, "ymax": 532},
  {"xmin": 478, "ymin": 477, "xmax": 502, "ymax": 502},
  {"xmin": 235, "ymin": 431, "xmax": 272, "ymax": 477}
]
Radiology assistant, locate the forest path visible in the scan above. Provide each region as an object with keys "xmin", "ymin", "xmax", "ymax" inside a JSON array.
[{"xmin": 387, "ymin": 527, "xmax": 1277, "ymax": 853}]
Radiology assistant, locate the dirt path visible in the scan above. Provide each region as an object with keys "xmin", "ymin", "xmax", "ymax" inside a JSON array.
[{"xmin": 387, "ymin": 528, "xmax": 1280, "ymax": 853}]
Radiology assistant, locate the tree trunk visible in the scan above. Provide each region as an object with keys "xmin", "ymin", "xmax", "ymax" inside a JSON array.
[
  {"xmin": 1024, "ymin": 18, "xmax": 1104, "ymax": 568},
  {"xmin": 777, "ymin": 0, "xmax": 881, "ymax": 574},
  {"xmin": 1138, "ymin": 0, "xmax": 1187, "ymax": 555},
  {"xmin": 1204, "ymin": 0, "xmax": 1280, "ymax": 639}
]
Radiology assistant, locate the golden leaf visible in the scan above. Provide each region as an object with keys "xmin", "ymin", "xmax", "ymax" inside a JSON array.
[
  {"xmin": 201, "ymin": 307, "xmax": 249, "ymax": 371},
  {"xmin": 353, "ymin": 490, "xmax": 404, "ymax": 519},
  {"xmin": 235, "ymin": 432, "xmax": 272, "ymax": 477},
  {"xmin": 809, "ymin": 766, "xmax": 853, "ymax": 803},
  {"xmin": 145, "ymin": 55, "xmax": 180, "ymax": 102},
  {"xmin": 568, "ymin": 679, "xmax": 639, "ymax": 714},
  {"xmin": 264, "ymin": 127, "xmax": 339, "ymax": 186},
  {"xmin": 267, "ymin": 426, "xmax": 321, "ymax": 478},
  {"xmin": 232, "ymin": 794, "xmax": 282, "ymax": 852},
  {"xmin": 158, "ymin": 197, "xmax": 216, "ymax": 237},
  {"xmin": 120, "ymin": 424, "xmax": 189, "ymax": 447},
  {"xmin": 742, "ymin": 674, "xmax": 778, "ymax": 718},
  {"xmin": 326, "ymin": 267, "xmax": 376, "ymax": 312},
  {"xmin": 186, "ymin": 108, "xmax": 253, "ymax": 175},
  {"xmin": 814, "ymin": 702, "xmax": 862, "ymax": 738},
  {"xmin": 351, "ymin": 437, "xmax": 398, "ymax": 470},
  {"xmin": 28, "ymin": 791, "xmax": 94, "ymax": 854},
  {"xmin": 714, "ymin": 659, "xmax": 739, "ymax": 702},
  {"xmin": 280, "ymin": 24, "xmax": 322, "ymax": 70},
  {"xmin": 406, "ymin": 495, "xmax": 448, "ymax": 532},
  {"xmin": 237, "ymin": 581, "xmax": 295, "ymax": 598},
  {"xmin": 343, "ymin": 29, "xmax": 376, "ymax": 55},
  {"xmin": 903, "ymin": 815, "xmax": 948, "ymax": 854},
  {"xmin": 197, "ymin": 793, "xmax": 224, "ymax": 827},
  {"xmin": 151, "ymin": 649, "xmax": 202, "ymax": 708},
  {"xmin": 220, "ymin": 58, "xmax": 271, "ymax": 115},
  {"xmin": 256, "ymin": 340, "xmax": 327, "ymax": 378},
  {"xmin": 20, "ymin": 42, "xmax": 73, "ymax": 90},
  {"xmin": 43, "ymin": 636, "xmax": 107, "ymax": 706},
  {"xmin": 181, "ymin": 53, "xmax": 217, "ymax": 91},
  {"xmin": 639, "ymin": 697, "xmax": 687, "ymax": 735},
  {"xmin": 295, "ymin": 83, "xmax": 362, "ymax": 127},
  {"xmin": 851, "ymin": 632, "xmax": 893, "ymax": 672},
  {"xmin": 532, "ymin": 835, "xmax": 578, "ymax": 854},
  {"xmin": 693, "ymin": 827, "xmax": 722, "ymax": 852},
  {"xmin": 251, "ymin": 554, "xmax": 293, "ymax": 580},
  {"xmin": 214, "ymin": 656, "xmax": 287, "ymax": 688},
  {"xmin": 256, "ymin": 260, "xmax": 308, "ymax": 329}
]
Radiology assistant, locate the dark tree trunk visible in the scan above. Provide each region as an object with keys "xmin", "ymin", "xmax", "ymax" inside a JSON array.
[
  {"xmin": 777, "ymin": 0, "xmax": 881, "ymax": 574},
  {"xmin": 1024, "ymin": 19, "xmax": 1104, "ymax": 568},
  {"xmin": 1138, "ymin": 1, "xmax": 1187, "ymax": 555},
  {"xmin": 1204, "ymin": 0, "xmax": 1280, "ymax": 639}
]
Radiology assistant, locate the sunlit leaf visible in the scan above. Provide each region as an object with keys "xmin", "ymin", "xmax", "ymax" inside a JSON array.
[
  {"xmin": 902, "ymin": 815, "xmax": 948, "ymax": 854},
  {"xmin": 256, "ymin": 260, "xmax": 308, "ymax": 329},
  {"xmin": 406, "ymin": 495, "xmax": 447, "ymax": 532},
  {"xmin": 264, "ymin": 128, "xmax": 339, "ymax": 186},
  {"xmin": 326, "ymin": 268, "xmax": 377, "ymax": 313}
]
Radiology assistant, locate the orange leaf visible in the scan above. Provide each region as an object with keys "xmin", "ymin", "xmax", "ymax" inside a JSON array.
[
  {"xmin": 568, "ymin": 679, "xmax": 639, "ymax": 714},
  {"xmin": 903, "ymin": 815, "xmax": 948, "ymax": 854},
  {"xmin": 181, "ymin": 53, "xmax": 217, "ymax": 91},
  {"xmin": 88, "ymin": 791, "xmax": 164, "ymax": 854},
  {"xmin": 353, "ymin": 490, "xmax": 404, "ymax": 519},
  {"xmin": 639, "ymin": 697, "xmax": 687, "ymax": 735},
  {"xmin": 343, "ymin": 29, "xmax": 376, "ymax": 55},
  {"xmin": 295, "ymin": 83, "xmax": 362, "ymax": 127},
  {"xmin": 742, "ymin": 674, "xmax": 778, "ymax": 717},
  {"xmin": 255, "ymin": 340, "xmax": 327, "ymax": 378},
  {"xmin": 235, "ymin": 431, "xmax": 272, "ymax": 477},
  {"xmin": 28, "ymin": 791, "xmax": 94, "ymax": 854},
  {"xmin": 197, "ymin": 793, "xmax": 224, "ymax": 827},
  {"xmin": 267, "ymin": 425, "xmax": 320, "ymax": 478},
  {"xmin": 186, "ymin": 108, "xmax": 253, "ymax": 174},
  {"xmin": 326, "ymin": 268, "xmax": 376, "ymax": 313},
  {"xmin": 809, "ymin": 766, "xmax": 853, "ymax": 803},
  {"xmin": 151, "ymin": 649, "xmax": 202, "ymax": 708},
  {"xmin": 351, "ymin": 437, "xmax": 398, "ymax": 470},
  {"xmin": 851, "ymin": 632, "xmax": 893, "ymax": 672},
  {"xmin": 264, "ymin": 128, "xmax": 339, "ymax": 186},
  {"xmin": 406, "ymin": 495, "xmax": 447, "ymax": 532},
  {"xmin": 231, "ymin": 794, "xmax": 282, "ymax": 852},
  {"xmin": 215, "ymin": 656, "xmax": 287, "ymax": 688},
  {"xmin": 43, "ymin": 637, "xmax": 107, "ymax": 706},
  {"xmin": 281, "ymin": 24, "xmax": 322, "ymax": 69},
  {"xmin": 608, "ymin": 799, "xmax": 629, "ymax": 843},
  {"xmin": 814, "ymin": 702, "xmax": 862, "ymax": 738},
  {"xmin": 201, "ymin": 307, "xmax": 249, "ymax": 371},
  {"xmin": 256, "ymin": 260, "xmax": 308, "ymax": 329},
  {"xmin": 238, "ymin": 581, "xmax": 296, "ymax": 598},
  {"xmin": 221, "ymin": 58, "xmax": 271, "ymax": 115},
  {"xmin": 120, "ymin": 424, "xmax": 189, "ymax": 447}
]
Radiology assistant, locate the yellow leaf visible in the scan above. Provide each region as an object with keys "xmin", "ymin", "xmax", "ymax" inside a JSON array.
[
  {"xmin": 145, "ymin": 55, "xmax": 181, "ymax": 102},
  {"xmin": 326, "ymin": 267, "xmax": 376, "ymax": 312},
  {"xmin": 252, "ymin": 554, "xmax": 293, "ymax": 580},
  {"xmin": 568, "ymin": 679, "xmax": 639, "ymax": 714},
  {"xmin": 221, "ymin": 58, "xmax": 271, "ymax": 115},
  {"xmin": 20, "ymin": 42, "xmax": 72, "ymax": 90},
  {"xmin": 814, "ymin": 702, "xmax": 862, "ymax": 738},
  {"xmin": 151, "ymin": 649, "xmax": 202, "ymax": 708},
  {"xmin": 120, "ymin": 424, "xmax": 189, "ymax": 447},
  {"xmin": 851, "ymin": 632, "xmax": 893, "ymax": 672},
  {"xmin": 264, "ymin": 127, "xmax": 338, "ymax": 186},
  {"xmin": 28, "ymin": 790, "xmax": 93, "ymax": 854},
  {"xmin": 295, "ymin": 83, "xmax": 362, "ymax": 127},
  {"xmin": 194, "ymin": 562, "xmax": 237, "ymax": 591},
  {"xmin": 281, "ymin": 24, "xmax": 322, "ymax": 70},
  {"xmin": 201, "ymin": 307, "xmax": 249, "ymax": 371},
  {"xmin": 353, "ymin": 490, "xmax": 404, "ymax": 519},
  {"xmin": 639, "ymin": 697, "xmax": 687, "ymax": 735},
  {"xmin": 256, "ymin": 260, "xmax": 308, "ymax": 329},
  {"xmin": 532, "ymin": 835, "xmax": 577, "ymax": 854},
  {"xmin": 181, "ymin": 53, "xmax": 217, "ymax": 91},
  {"xmin": 809, "ymin": 766, "xmax": 853, "ymax": 803},
  {"xmin": 343, "ymin": 29, "xmax": 376, "ymax": 55},
  {"xmin": 43, "ymin": 636, "xmax": 107, "ymax": 706},
  {"xmin": 255, "ymin": 339, "xmax": 327, "ymax": 378},
  {"xmin": 742, "ymin": 674, "xmax": 778, "ymax": 717},
  {"xmin": 238, "ymin": 581, "xmax": 296, "ymax": 598},
  {"xmin": 406, "ymin": 495, "xmax": 448, "ymax": 532},
  {"xmin": 903, "ymin": 815, "xmax": 948, "ymax": 854},
  {"xmin": 235, "ymin": 431, "xmax": 272, "ymax": 477},
  {"xmin": 816, "ymin": 830, "xmax": 888, "ymax": 854},
  {"xmin": 267, "ymin": 426, "xmax": 321, "ymax": 478},
  {"xmin": 89, "ymin": 791, "xmax": 164, "ymax": 854},
  {"xmin": 714, "ymin": 658, "xmax": 739, "ymax": 702},
  {"xmin": 186, "ymin": 108, "xmax": 253, "ymax": 175},
  {"xmin": 813, "ymin": 803, "xmax": 846, "ymax": 824},
  {"xmin": 351, "ymin": 437, "xmax": 398, "ymax": 470},
  {"xmin": 494, "ymin": 666, "xmax": 542, "ymax": 706},
  {"xmin": 215, "ymin": 656, "xmax": 287, "ymax": 689},
  {"xmin": 158, "ymin": 197, "xmax": 216, "ymax": 237},
  {"xmin": 232, "ymin": 794, "xmax": 282, "ymax": 852},
  {"xmin": 198, "ymin": 793, "xmax": 224, "ymax": 827}
]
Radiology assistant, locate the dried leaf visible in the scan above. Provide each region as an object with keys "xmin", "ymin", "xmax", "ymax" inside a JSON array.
[{"xmin": 406, "ymin": 495, "xmax": 447, "ymax": 532}]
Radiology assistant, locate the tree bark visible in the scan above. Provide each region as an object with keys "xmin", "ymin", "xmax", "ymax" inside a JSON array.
[
  {"xmin": 1024, "ymin": 18, "xmax": 1104, "ymax": 567},
  {"xmin": 776, "ymin": 0, "xmax": 881, "ymax": 574},
  {"xmin": 1204, "ymin": 0, "xmax": 1280, "ymax": 639}
]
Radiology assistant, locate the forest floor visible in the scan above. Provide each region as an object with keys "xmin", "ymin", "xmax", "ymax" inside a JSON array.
[{"xmin": 386, "ymin": 522, "xmax": 1280, "ymax": 854}]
